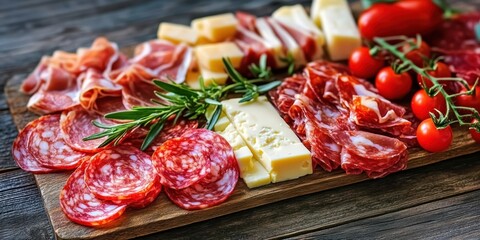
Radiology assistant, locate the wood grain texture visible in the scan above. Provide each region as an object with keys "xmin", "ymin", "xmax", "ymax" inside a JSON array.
[
  {"xmin": 291, "ymin": 190, "xmax": 480, "ymax": 240},
  {"xmin": 0, "ymin": 169, "xmax": 55, "ymax": 240},
  {"xmin": 5, "ymin": 68, "xmax": 480, "ymax": 239}
]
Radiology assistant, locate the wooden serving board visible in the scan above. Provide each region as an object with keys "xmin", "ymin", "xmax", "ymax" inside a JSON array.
[{"xmin": 5, "ymin": 60, "xmax": 480, "ymax": 239}]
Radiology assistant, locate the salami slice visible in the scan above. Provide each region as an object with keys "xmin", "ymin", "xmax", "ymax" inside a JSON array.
[
  {"xmin": 11, "ymin": 116, "xmax": 57, "ymax": 173},
  {"xmin": 84, "ymin": 146, "xmax": 157, "ymax": 201},
  {"xmin": 60, "ymin": 106, "xmax": 112, "ymax": 153},
  {"xmin": 59, "ymin": 161, "xmax": 127, "ymax": 227},
  {"xmin": 152, "ymin": 137, "xmax": 211, "ymax": 190},
  {"xmin": 164, "ymin": 129, "xmax": 239, "ymax": 210},
  {"xmin": 29, "ymin": 114, "xmax": 86, "ymax": 170},
  {"xmin": 129, "ymin": 177, "xmax": 162, "ymax": 209}
]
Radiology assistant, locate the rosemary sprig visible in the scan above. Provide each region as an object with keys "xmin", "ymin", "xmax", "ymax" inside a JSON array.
[
  {"xmin": 84, "ymin": 55, "xmax": 281, "ymax": 150},
  {"xmin": 249, "ymin": 54, "xmax": 272, "ymax": 80},
  {"xmin": 372, "ymin": 36, "xmax": 480, "ymax": 131},
  {"xmin": 280, "ymin": 53, "xmax": 295, "ymax": 75}
]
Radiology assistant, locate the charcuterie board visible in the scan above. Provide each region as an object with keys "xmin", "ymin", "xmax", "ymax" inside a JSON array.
[{"xmin": 6, "ymin": 68, "xmax": 480, "ymax": 239}]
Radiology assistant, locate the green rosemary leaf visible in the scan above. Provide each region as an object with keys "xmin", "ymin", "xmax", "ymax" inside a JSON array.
[
  {"xmin": 205, "ymin": 98, "xmax": 222, "ymax": 105},
  {"xmin": 105, "ymin": 110, "xmax": 154, "ymax": 120},
  {"xmin": 206, "ymin": 105, "xmax": 222, "ymax": 130},
  {"xmin": 154, "ymin": 80, "xmax": 199, "ymax": 97},
  {"xmin": 223, "ymin": 58, "xmax": 246, "ymax": 83},
  {"xmin": 141, "ymin": 119, "xmax": 165, "ymax": 151},
  {"xmin": 257, "ymin": 80, "xmax": 282, "ymax": 93},
  {"xmin": 91, "ymin": 120, "xmax": 115, "ymax": 129}
]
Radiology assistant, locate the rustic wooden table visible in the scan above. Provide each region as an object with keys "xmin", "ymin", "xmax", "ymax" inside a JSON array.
[{"xmin": 0, "ymin": 0, "xmax": 479, "ymax": 239}]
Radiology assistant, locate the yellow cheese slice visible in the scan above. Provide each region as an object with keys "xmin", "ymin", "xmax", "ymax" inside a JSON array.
[
  {"xmin": 200, "ymin": 66, "xmax": 229, "ymax": 86},
  {"xmin": 191, "ymin": 13, "xmax": 238, "ymax": 42},
  {"xmin": 310, "ymin": 0, "xmax": 349, "ymax": 27},
  {"xmin": 195, "ymin": 42, "xmax": 244, "ymax": 72}
]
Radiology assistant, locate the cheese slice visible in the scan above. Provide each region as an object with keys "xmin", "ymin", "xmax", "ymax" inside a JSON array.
[
  {"xmin": 314, "ymin": 0, "xmax": 361, "ymax": 61},
  {"xmin": 272, "ymin": 4, "xmax": 325, "ymax": 60},
  {"xmin": 200, "ymin": 66, "xmax": 229, "ymax": 86},
  {"xmin": 242, "ymin": 160, "xmax": 272, "ymax": 188},
  {"xmin": 310, "ymin": 0, "xmax": 349, "ymax": 27},
  {"xmin": 191, "ymin": 13, "xmax": 238, "ymax": 42},
  {"xmin": 222, "ymin": 96, "xmax": 312, "ymax": 183},
  {"xmin": 195, "ymin": 42, "xmax": 244, "ymax": 72},
  {"xmin": 157, "ymin": 22, "xmax": 198, "ymax": 45}
]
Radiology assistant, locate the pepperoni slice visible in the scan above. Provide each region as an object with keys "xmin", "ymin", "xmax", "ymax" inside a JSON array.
[
  {"xmin": 59, "ymin": 161, "xmax": 127, "ymax": 227},
  {"xmin": 60, "ymin": 106, "xmax": 111, "ymax": 153},
  {"xmin": 28, "ymin": 114, "xmax": 85, "ymax": 170},
  {"xmin": 129, "ymin": 177, "xmax": 162, "ymax": 209},
  {"xmin": 164, "ymin": 129, "xmax": 239, "ymax": 210},
  {"xmin": 84, "ymin": 146, "xmax": 157, "ymax": 201},
  {"xmin": 11, "ymin": 116, "xmax": 57, "ymax": 173},
  {"xmin": 152, "ymin": 138, "xmax": 211, "ymax": 190}
]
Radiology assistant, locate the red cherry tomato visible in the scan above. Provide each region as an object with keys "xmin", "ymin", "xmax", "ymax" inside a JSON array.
[
  {"xmin": 358, "ymin": 0, "xmax": 443, "ymax": 40},
  {"xmin": 411, "ymin": 89, "xmax": 447, "ymax": 121},
  {"xmin": 375, "ymin": 67, "xmax": 412, "ymax": 100},
  {"xmin": 455, "ymin": 86, "xmax": 480, "ymax": 113},
  {"xmin": 416, "ymin": 118, "xmax": 453, "ymax": 152},
  {"xmin": 402, "ymin": 40, "xmax": 431, "ymax": 67},
  {"xmin": 469, "ymin": 119, "xmax": 480, "ymax": 143},
  {"xmin": 417, "ymin": 62, "xmax": 452, "ymax": 89},
  {"xmin": 349, "ymin": 47, "xmax": 384, "ymax": 79}
]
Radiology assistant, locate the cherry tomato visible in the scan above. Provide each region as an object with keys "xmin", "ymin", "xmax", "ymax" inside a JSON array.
[
  {"xmin": 358, "ymin": 0, "xmax": 443, "ymax": 40},
  {"xmin": 416, "ymin": 118, "xmax": 453, "ymax": 152},
  {"xmin": 349, "ymin": 47, "xmax": 384, "ymax": 79},
  {"xmin": 402, "ymin": 40, "xmax": 431, "ymax": 67},
  {"xmin": 375, "ymin": 67, "xmax": 412, "ymax": 100},
  {"xmin": 469, "ymin": 119, "xmax": 480, "ymax": 143},
  {"xmin": 455, "ymin": 86, "xmax": 480, "ymax": 113},
  {"xmin": 411, "ymin": 89, "xmax": 447, "ymax": 121},
  {"xmin": 417, "ymin": 62, "xmax": 452, "ymax": 89}
]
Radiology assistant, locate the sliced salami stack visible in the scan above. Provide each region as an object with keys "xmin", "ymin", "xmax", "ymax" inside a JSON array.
[{"xmin": 152, "ymin": 129, "xmax": 239, "ymax": 210}]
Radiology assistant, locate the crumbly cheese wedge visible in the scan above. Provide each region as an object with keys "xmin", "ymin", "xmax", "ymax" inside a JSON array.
[
  {"xmin": 222, "ymin": 96, "xmax": 312, "ymax": 183},
  {"xmin": 195, "ymin": 42, "xmax": 244, "ymax": 72},
  {"xmin": 157, "ymin": 22, "xmax": 199, "ymax": 45},
  {"xmin": 310, "ymin": 0, "xmax": 349, "ymax": 27},
  {"xmin": 316, "ymin": 0, "xmax": 361, "ymax": 61},
  {"xmin": 206, "ymin": 110, "xmax": 272, "ymax": 188},
  {"xmin": 267, "ymin": 18, "xmax": 307, "ymax": 67},
  {"xmin": 272, "ymin": 4, "xmax": 325, "ymax": 60},
  {"xmin": 191, "ymin": 13, "xmax": 238, "ymax": 42},
  {"xmin": 255, "ymin": 18, "xmax": 286, "ymax": 68}
]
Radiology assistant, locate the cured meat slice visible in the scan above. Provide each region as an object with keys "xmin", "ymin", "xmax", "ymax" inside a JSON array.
[
  {"xmin": 332, "ymin": 131, "xmax": 408, "ymax": 177},
  {"xmin": 129, "ymin": 177, "xmax": 162, "ymax": 209},
  {"xmin": 84, "ymin": 146, "xmax": 157, "ymax": 201},
  {"xmin": 79, "ymin": 69, "xmax": 122, "ymax": 111},
  {"xmin": 152, "ymin": 137, "xmax": 211, "ymax": 189},
  {"xmin": 236, "ymin": 11, "xmax": 257, "ymax": 31},
  {"xmin": 112, "ymin": 64, "xmax": 162, "ymax": 108},
  {"xmin": 350, "ymin": 96, "xmax": 412, "ymax": 136},
  {"xmin": 234, "ymin": 25, "xmax": 274, "ymax": 74},
  {"xmin": 91, "ymin": 96, "xmax": 127, "ymax": 116},
  {"xmin": 131, "ymin": 40, "xmax": 193, "ymax": 83},
  {"xmin": 60, "ymin": 161, "xmax": 127, "ymax": 227},
  {"xmin": 164, "ymin": 129, "xmax": 239, "ymax": 210},
  {"xmin": 27, "ymin": 88, "xmax": 79, "ymax": 115},
  {"xmin": 269, "ymin": 74, "xmax": 305, "ymax": 122},
  {"xmin": 60, "ymin": 106, "xmax": 113, "ymax": 153},
  {"xmin": 147, "ymin": 119, "xmax": 199, "ymax": 153},
  {"xmin": 29, "ymin": 114, "xmax": 86, "ymax": 169},
  {"xmin": 76, "ymin": 37, "xmax": 120, "ymax": 75},
  {"xmin": 11, "ymin": 116, "xmax": 57, "ymax": 173}
]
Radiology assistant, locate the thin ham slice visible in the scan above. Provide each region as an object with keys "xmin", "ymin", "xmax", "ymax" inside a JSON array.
[{"xmin": 79, "ymin": 69, "xmax": 122, "ymax": 111}]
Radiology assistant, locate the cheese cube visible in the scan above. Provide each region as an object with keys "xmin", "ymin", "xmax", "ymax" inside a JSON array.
[
  {"xmin": 185, "ymin": 70, "xmax": 201, "ymax": 89},
  {"xmin": 311, "ymin": 0, "xmax": 349, "ymax": 27},
  {"xmin": 191, "ymin": 13, "xmax": 238, "ymax": 42},
  {"xmin": 195, "ymin": 42, "xmax": 244, "ymax": 72},
  {"xmin": 320, "ymin": 3, "xmax": 361, "ymax": 61},
  {"xmin": 200, "ymin": 66, "xmax": 229, "ymax": 86},
  {"xmin": 157, "ymin": 22, "xmax": 198, "ymax": 45},
  {"xmin": 222, "ymin": 96, "xmax": 312, "ymax": 183},
  {"xmin": 243, "ymin": 160, "xmax": 271, "ymax": 188}
]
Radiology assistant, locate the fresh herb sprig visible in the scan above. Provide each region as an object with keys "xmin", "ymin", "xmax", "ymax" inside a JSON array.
[
  {"xmin": 84, "ymin": 55, "xmax": 281, "ymax": 150},
  {"xmin": 280, "ymin": 53, "xmax": 296, "ymax": 75},
  {"xmin": 371, "ymin": 36, "xmax": 480, "ymax": 131}
]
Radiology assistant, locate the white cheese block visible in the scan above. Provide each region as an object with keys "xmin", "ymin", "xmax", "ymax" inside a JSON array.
[
  {"xmin": 319, "ymin": 3, "xmax": 361, "ymax": 61},
  {"xmin": 222, "ymin": 96, "xmax": 312, "ymax": 183},
  {"xmin": 310, "ymin": 0, "xmax": 349, "ymax": 27}
]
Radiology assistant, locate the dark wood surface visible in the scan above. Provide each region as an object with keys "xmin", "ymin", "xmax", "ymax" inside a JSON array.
[{"xmin": 0, "ymin": 0, "xmax": 479, "ymax": 239}]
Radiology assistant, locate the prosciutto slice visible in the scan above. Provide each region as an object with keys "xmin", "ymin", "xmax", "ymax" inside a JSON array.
[{"xmin": 79, "ymin": 69, "xmax": 122, "ymax": 111}]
